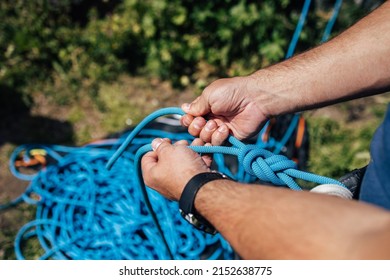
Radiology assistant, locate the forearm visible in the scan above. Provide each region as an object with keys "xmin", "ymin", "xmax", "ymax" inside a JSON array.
[
  {"xmin": 252, "ymin": 1, "xmax": 390, "ymax": 117},
  {"xmin": 195, "ymin": 180, "xmax": 390, "ymax": 259}
]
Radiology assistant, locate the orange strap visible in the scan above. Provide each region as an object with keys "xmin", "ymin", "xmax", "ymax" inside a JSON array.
[
  {"xmin": 15, "ymin": 154, "xmax": 47, "ymax": 168},
  {"xmin": 295, "ymin": 116, "xmax": 306, "ymax": 149},
  {"xmin": 262, "ymin": 118, "xmax": 276, "ymax": 142}
]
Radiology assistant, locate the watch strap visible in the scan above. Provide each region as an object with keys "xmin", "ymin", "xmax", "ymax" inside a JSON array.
[{"xmin": 179, "ymin": 172, "xmax": 230, "ymax": 234}]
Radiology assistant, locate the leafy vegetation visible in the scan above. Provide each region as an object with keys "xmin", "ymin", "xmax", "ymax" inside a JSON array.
[
  {"xmin": 0, "ymin": 0, "xmax": 388, "ymax": 259},
  {"xmin": 1, "ymin": 0, "xmax": 377, "ymax": 103}
]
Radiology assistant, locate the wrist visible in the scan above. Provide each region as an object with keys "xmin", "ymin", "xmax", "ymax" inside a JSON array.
[
  {"xmin": 193, "ymin": 179, "xmax": 221, "ymax": 218},
  {"xmin": 179, "ymin": 171, "xmax": 231, "ymax": 234},
  {"xmin": 248, "ymin": 68, "xmax": 304, "ymax": 118},
  {"xmin": 194, "ymin": 178, "xmax": 247, "ymax": 236}
]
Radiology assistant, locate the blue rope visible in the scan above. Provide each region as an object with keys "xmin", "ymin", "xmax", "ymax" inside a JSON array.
[
  {"xmin": 286, "ymin": 0, "xmax": 312, "ymax": 59},
  {"xmin": 2, "ymin": 1, "xmax": 346, "ymax": 260},
  {"xmin": 6, "ymin": 106, "xmax": 345, "ymax": 260},
  {"xmin": 285, "ymin": 0, "xmax": 343, "ymax": 56},
  {"xmin": 321, "ymin": 0, "xmax": 343, "ymax": 43},
  {"xmin": 272, "ymin": 114, "xmax": 300, "ymax": 154},
  {"xmin": 281, "ymin": 0, "xmax": 343, "ymax": 154},
  {"xmin": 7, "ymin": 134, "xmax": 233, "ymax": 260},
  {"xmin": 106, "ymin": 107, "xmax": 346, "ymax": 260},
  {"xmin": 108, "ymin": 107, "xmax": 345, "ymax": 191}
]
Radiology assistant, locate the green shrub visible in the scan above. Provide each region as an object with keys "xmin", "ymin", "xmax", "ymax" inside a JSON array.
[
  {"xmin": 0, "ymin": 0, "xmax": 124, "ymax": 104},
  {"xmin": 116, "ymin": 0, "xmax": 309, "ymax": 87},
  {"xmin": 0, "ymin": 0, "xmax": 380, "ymax": 105}
]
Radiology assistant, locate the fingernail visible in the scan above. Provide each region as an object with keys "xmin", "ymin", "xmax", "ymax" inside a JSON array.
[
  {"xmin": 193, "ymin": 118, "xmax": 203, "ymax": 129},
  {"xmin": 181, "ymin": 116, "xmax": 190, "ymax": 126},
  {"xmin": 152, "ymin": 138, "xmax": 163, "ymax": 151},
  {"xmin": 182, "ymin": 103, "xmax": 191, "ymax": 112},
  {"xmin": 205, "ymin": 121, "xmax": 216, "ymax": 132},
  {"xmin": 218, "ymin": 125, "xmax": 227, "ymax": 132}
]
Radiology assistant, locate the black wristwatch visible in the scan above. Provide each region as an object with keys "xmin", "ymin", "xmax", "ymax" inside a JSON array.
[{"xmin": 179, "ymin": 171, "xmax": 231, "ymax": 234}]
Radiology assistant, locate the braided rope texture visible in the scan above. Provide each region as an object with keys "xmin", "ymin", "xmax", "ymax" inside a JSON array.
[
  {"xmin": 9, "ymin": 134, "xmax": 233, "ymax": 260},
  {"xmin": 3, "ymin": 0, "xmax": 346, "ymax": 259}
]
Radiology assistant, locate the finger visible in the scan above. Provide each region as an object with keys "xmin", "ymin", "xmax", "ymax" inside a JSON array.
[
  {"xmin": 189, "ymin": 138, "xmax": 213, "ymax": 168},
  {"xmin": 199, "ymin": 120, "xmax": 218, "ymax": 143},
  {"xmin": 174, "ymin": 140, "xmax": 189, "ymax": 146},
  {"xmin": 151, "ymin": 138, "xmax": 172, "ymax": 154},
  {"xmin": 191, "ymin": 138, "xmax": 204, "ymax": 146},
  {"xmin": 211, "ymin": 124, "xmax": 229, "ymax": 146},
  {"xmin": 180, "ymin": 114, "xmax": 194, "ymax": 127},
  {"xmin": 188, "ymin": 116, "xmax": 207, "ymax": 137},
  {"xmin": 140, "ymin": 151, "xmax": 162, "ymax": 190},
  {"xmin": 182, "ymin": 94, "xmax": 210, "ymax": 116},
  {"xmin": 141, "ymin": 151, "xmax": 158, "ymax": 175},
  {"xmin": 182, "ymin": 96, "xmax": 201, "ymax": 113},
  {"xmin": 201, "ymin": 143, "xmax": 213, "ymax": 168}
]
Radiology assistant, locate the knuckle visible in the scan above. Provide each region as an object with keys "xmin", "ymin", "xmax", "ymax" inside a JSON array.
[
  {"xmin": 199, "ymin": 129, "xmax": 212, "ymax": 143},
  {"xmin": 181, "ymin": 115, "xmax": 192, "ymax": 127},
  {"xmin": 156, "ymin": 141, "xmax": 171, "ymax": 154},
  {"xmin": 212, "ymin": 131, "xmax": 227, "ymax": 146},
  {"xmin": 188, "ymin": 127, "xmax": 200, "ymax": 137},
  {"xmin": 191, "ymin": 138, "xmax": 204, "ymax": 146},
  {"xmin": 175, "ymin": 140, "xmax": 189, "ymax": 146}
]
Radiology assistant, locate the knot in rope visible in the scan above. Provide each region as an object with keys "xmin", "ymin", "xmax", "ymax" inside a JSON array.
[
  {"xmin": 4, "ymin": 0, "xmax": 348, "ymax": 259},
  {"xmin": 237, "ymin": 144, "xmax": 297, "ymax": 185}
]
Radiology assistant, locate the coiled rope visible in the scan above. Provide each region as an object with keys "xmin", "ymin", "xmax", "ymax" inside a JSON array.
[
  {"xmin": 8, "ymin": 131, "xmax": 234, "ymax": 260},
  {"xmin": 2, "ymin": 0, "xmax": 345, "ymax": 260},
  {"xmin": 106, "ymin": 107, "xmax": 347, "ymax": 259}
]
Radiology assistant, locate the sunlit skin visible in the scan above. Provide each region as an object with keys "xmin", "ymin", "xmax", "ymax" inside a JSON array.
[{"xmin": 142, "ymin": 1, "xmax": 390, "ymax": 259}]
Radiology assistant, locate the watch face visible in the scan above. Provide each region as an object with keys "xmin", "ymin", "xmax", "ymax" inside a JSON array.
[
  {"xmin": 179, "ymin": 209, "xmax": 217, "ymax": 235},
  {"xmin": 180, "ymin": 209, "xmax": 197, "ymax": 224}
]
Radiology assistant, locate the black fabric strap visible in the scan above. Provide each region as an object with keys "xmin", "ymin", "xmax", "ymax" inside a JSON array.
[
  {"xmin": 179, "ymin": 172, "xmax": 228, "ymax": 214},
  {"xmin": 179, "ymin": 172, "xmax": 230, "ymax": 234}
]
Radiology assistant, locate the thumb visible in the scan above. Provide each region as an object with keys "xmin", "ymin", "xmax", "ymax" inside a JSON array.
[
  {"xmin": 141, "ymin": 151, "xmax": 158, "ymax": 174},
  {"xmin": 182, "ymin": 95, "xmax": 211, "ymax": 117}
]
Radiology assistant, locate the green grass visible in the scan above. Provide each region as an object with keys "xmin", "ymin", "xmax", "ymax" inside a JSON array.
[{"xmin": 306, "ymin": 96, "xmax": 389, "ymax": 178}]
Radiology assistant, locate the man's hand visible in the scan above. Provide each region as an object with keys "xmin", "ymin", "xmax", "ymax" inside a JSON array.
[
  {"xmin": 141, "ymin": 138, "xmax": 212, "ymax": 200},
  {"xmin": 180, "ymin": 76, "xmax": 268, "ymax": 145}
]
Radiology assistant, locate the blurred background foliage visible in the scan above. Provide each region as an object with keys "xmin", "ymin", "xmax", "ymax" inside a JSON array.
[{"xmin": 1, "ymin": 0, "xmax": 378, "ymax": 102}]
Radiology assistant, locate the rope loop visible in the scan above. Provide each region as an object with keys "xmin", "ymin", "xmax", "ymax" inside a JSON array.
[
  {"xmin": 3, "ymin": 0, "xmax": 349, "ymax": 260},
  {"xmin": 237, "ymin": 144, "xmax": 297, "ymax": 185},
  {"xmin": 237, "ymin": 144, "xmax": 262, "ymax": 176}
]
